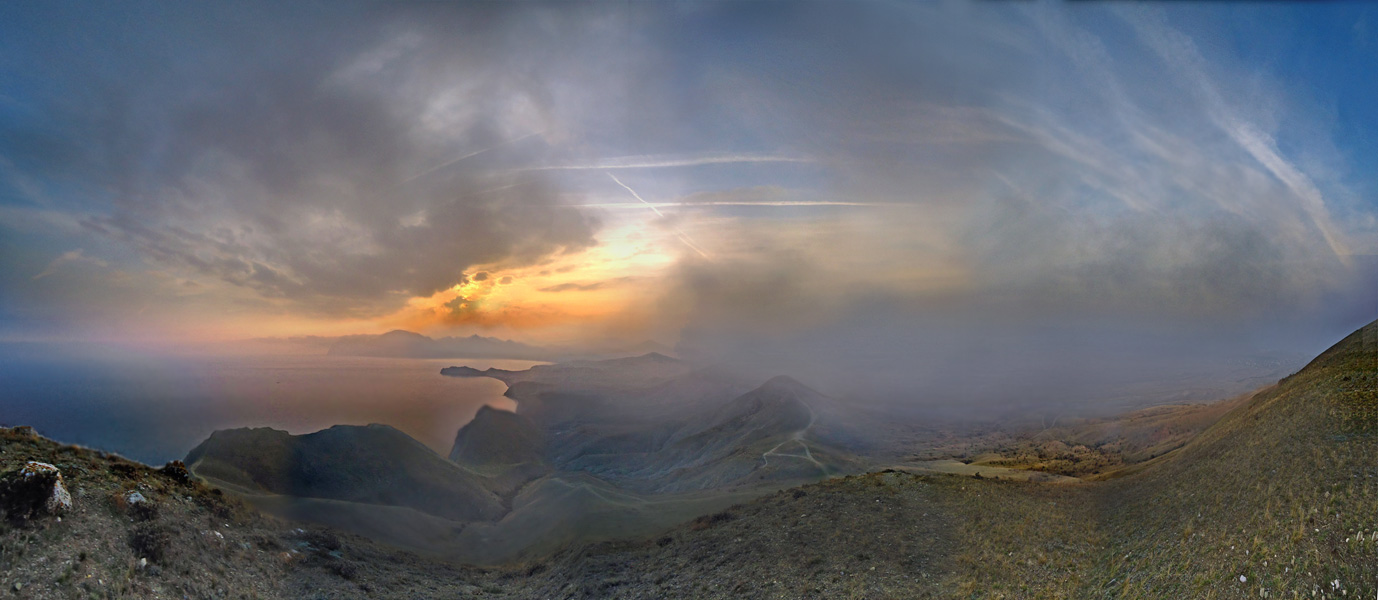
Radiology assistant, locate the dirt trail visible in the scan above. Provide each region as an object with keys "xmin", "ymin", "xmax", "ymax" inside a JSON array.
[{"xmin": 760, "ymin": 403, "xmax": 827, "ymax": 471}]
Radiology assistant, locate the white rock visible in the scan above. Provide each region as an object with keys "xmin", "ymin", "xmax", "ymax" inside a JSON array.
[{"xmin": 19, "ymin": 461, "xmax": 72, "ymax": 514}]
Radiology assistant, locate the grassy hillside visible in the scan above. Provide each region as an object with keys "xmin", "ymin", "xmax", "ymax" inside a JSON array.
[
  {"xmin": 507, "ymin": 319, "xmax": 1377, "ymax": 598},
  {"xmin": 1086, "ymin": 319, "xmax": 1377, "ymax": 598}
]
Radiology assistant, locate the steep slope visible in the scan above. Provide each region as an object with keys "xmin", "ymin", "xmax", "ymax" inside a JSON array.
[
  {"xmin": 449, "ymin": 406, "xmax": 545, "ymax": 467},
  {"xmin": 669, "ymin": 375, "xmax": 816, "ymax": 444},
  {"xmin": 561, "ymin": 376, "xmax": 863, "ymax": 493},
  {"xmin": 448, "ymin": 406, "xmax": 550, "ymax": 500},
  {"xmin": 185, "ymin": 424, "xmax": 505, "ymax": 523},
  {"xmin": 1084, "ymin": 318, "xmax": 1378, "ymax": 597},
  {"xmin": 505, "ymin": 318, "xmax": 1378, "ymax": 598},
  {"xmin": 0, "ymin": 427, "xmax": 523, "ymax": 599}
]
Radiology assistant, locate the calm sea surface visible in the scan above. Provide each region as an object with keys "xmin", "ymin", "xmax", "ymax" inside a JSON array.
[{"xmin": 0, "ymin": 345, "xmax": 540, "ymax": 464}]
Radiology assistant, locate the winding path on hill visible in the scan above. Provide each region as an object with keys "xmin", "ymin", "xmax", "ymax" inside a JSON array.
[{"xmin": 760, "ymin": 403, "xmax": 827, "ymax": 471}]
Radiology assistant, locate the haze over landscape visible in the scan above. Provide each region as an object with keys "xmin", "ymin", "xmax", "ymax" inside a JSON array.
[{"xmin": 2, "ymin": 2, "xmax": 1377, "ymax": 599}]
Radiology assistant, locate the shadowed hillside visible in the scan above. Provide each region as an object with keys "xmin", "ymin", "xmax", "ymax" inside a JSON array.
[
  {"xmin": 185, "ymin": 424, "xmax": 505, "ymax": 523},
  {"xmin": 449, "ymin": 406, "xmax": 546, "ymax": 467},
  {"xmin": 182, "ymin": 355, "xmax": 867, "ymax": 563}
]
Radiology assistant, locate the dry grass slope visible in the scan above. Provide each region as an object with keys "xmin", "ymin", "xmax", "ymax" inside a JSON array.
[
  {"xmin": 3, "ymin": 320, "xmax": 1373, "ymax": 599},
  {"xmin": 1088, "ymin": 321, "xmax": 1378, "ymax": 599},
  {"xmin": 506, "ymin": 319, "xmax": 1377, "ymax": 599}
]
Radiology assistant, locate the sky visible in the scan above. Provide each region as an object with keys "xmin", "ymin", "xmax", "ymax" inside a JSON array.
[{"xmin": 2, "ymin": 2, "xmax": 1376, "ymax": 384}]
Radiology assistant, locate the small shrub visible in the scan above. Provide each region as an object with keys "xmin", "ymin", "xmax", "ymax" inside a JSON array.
[
  {"xmin": 689, "ymin": 511, "xmax": 735, "ymax": 530},
  {"xmin": 329, "ymin": 559, "xmax": 358, "ymax": 580},
  {"xmin": 129, "ymin": 523, "xmax": 172, "ymax": 563},
  {"xmin": 301, "ymin": 529, "xmax": 342, "ymax": 552},
  {"xmin": 157, "ymin": 461, "xmax": 193, "ymax": 484}
]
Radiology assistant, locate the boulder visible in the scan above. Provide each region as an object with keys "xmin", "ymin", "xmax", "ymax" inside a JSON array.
[
  {"xmin": 1, "ymin": 461, "xmax": 73, "ymax": 522},
  {"xmin": 116, "ymin": 488, "xmax": 159, "ymax": 520}
]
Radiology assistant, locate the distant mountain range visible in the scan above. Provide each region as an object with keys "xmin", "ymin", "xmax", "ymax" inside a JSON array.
[
  {"xmin": 261, "ymin": 329, "xmax": 675, "ymax": 361},
  {"xmin": 325, "ymin": 329, "xmax": 556, "ymax": 360}
]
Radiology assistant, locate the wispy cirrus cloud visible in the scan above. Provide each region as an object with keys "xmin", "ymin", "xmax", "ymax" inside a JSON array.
[
  {"xmin": 1, "ymin": 0, "xmax": 1374, "ymax": 352},
  {"xmin": 1123, "ymin": 8, "xmax": 1351, "ymax": 264},
  {"xmin": 31, "ymin": 249, "xmax": 106, "ymax": 281}
]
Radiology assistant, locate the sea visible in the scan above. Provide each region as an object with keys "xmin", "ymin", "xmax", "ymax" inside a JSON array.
[{"xmin": 0, "ymin": 343, "xmax": 542, "ymax": 465}]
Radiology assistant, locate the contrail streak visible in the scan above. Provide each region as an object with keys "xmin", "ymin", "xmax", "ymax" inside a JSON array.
[
  {"xmin": 573, "ymin": 200, "xmax": 880, "ymax": 209},
  {"xmin": 528, "ymin": 153, "xmax": 812, "ymax": 171},
  {"xmin": 607, "ymin": 172, "xmax": 710, "ymax": 259},
  {"xmin": 406, "ymin": 131, "xmax": 542, "ymax": 183}
]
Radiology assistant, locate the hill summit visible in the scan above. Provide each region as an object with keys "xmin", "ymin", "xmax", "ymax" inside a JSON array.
[{"xmin": 449, "ymin": 406, "xmax": 544, "ymax": 467}]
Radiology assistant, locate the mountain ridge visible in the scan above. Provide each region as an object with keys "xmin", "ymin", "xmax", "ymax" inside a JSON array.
[{"xmin": 185, "ymin": 423, "xmax": 506, "ymax": 523}]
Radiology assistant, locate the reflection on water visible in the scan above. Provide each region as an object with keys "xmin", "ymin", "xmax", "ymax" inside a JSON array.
[{"xmin": 0, "ymin": 344, "xmax": 541, "ymax": 464}]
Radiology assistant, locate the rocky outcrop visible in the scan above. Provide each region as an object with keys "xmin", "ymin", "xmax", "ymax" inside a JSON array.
[{"xmin": 0, "ymin": 461, "xmax": 72, "ymax": 522}]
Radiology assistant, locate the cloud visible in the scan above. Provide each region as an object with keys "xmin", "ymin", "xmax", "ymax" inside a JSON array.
[
  {"xmin": 574, "ymin": 185, "xmax": 880, "ymax": 210},
  {"xmin": 539, "ymin": 282, "xmax": 602, "ymax": 293},
  {"xmin": 1, "ymin": 1, "xmax": 1373, "ymax": 349},
  {"xmin": 444, "ymin": 296, "xmax": 475, "ymax": 319},
  {"xmin": 640, "ymin": 2, "xmax": 1378, "ymax": 400},
  {"xmin": 537, "ymin": 276, "xmax": 641, "ymax": 293},
  {"xmin": 2, "ymin": 3, "xmax": 623, "ymax": 318},
  {"xmin": 1123, "ymin": 8, "xmax": 1350, "ymax": 263},
  {"xmin": 31, "ymin": 249, "xmax": 107, "ymax": 281},
  {"xmin": 685, "ymin": 1, "xmax": 1367, "ymax": 317}
]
